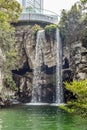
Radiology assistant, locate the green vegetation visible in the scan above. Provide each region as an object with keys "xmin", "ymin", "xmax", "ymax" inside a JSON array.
[
  {"xmin": 45, "ymin": 24, "xmax": 57, "ymax": 41},
  {"xmin": 0, "ymin": 0, "xmax": 22, "ymax": 22},
  {"xmin": 32, "ymin": 24, "xmax": 58, "ymax": 42},
  {"xmin": 32, "ymin": 24, "xmax": 42, "ymax": 39},
  {"xmin": 0, "ymin": 0, "xmax": 22, "ymax": 90},
  {"xmin": 3, "ymin": 74, "xmax": 17, "ymax": 91},
  {"xmin": 61, "ymin": 79, "xmax": 87, "ymax": 118},
  {"xmin": 32, "ymin": 24, "xmax": 42, "ymax": 33},
  {"xmin": 59, "ymin": 0, "xmax": 87, "ymax": 45},
  {"xmin": 59, "ymin": 0, "xmax": 87, "ymax": 118}
]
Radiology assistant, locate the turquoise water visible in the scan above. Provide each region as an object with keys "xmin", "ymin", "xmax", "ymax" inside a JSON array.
[{"xmin": 0, "ymin": 105, "xmax": 87, "ymax": 130}]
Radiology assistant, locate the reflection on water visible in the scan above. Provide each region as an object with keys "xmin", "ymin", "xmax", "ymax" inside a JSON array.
[
  {"xmin": 0, "ymin": 119, "xmax": 2, "ymax": 130},
  {"xmin": 0, "ymin": 105, "xmax": 87, "ymax": 130}
]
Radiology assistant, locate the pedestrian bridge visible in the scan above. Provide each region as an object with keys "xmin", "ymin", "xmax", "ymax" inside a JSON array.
[{"xmin": 18, "ymin": 8, "xmax": 58, "ymax": 24}]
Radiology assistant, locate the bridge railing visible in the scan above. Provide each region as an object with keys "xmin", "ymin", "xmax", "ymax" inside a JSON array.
[
  {"xmin": 23, "ymin": 7, "xmax": 58, "ymax": 17},
  {"xmin": 18, "ymin": 7, "xmax": 58, "ymax": 24}
]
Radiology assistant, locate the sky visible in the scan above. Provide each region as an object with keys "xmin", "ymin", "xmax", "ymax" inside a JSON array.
[
  {"xmin": 44, "ymin": 0, "xmax": 79, "ymax": 15},
  {"xmin": 17, "ymin": 0, "xmax": 79, "ymax": 15}
]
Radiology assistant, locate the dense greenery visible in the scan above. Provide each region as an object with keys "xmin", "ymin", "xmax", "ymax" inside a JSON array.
[
  {"xmin": 45, "ymin": 24, "xmax": 57, "ymax": 41},
  {"xmin": 0, "ymin": 0, "xmax": 22, "ymax": 22},
  {"xmin": 59, "ymin": 0, "xmax": 87, "ymax": 118},
  {"xmin": 59, "ymin": 0, "xmax": 87, "ymax": 45},
  {"xmin": 61, "ymin": 79, "xmax": 87, "ymax": 118},
  {"xmin": 0, "ymin": 0, "xmax": 22, "ymax": 90},
  {"xmin": 3, "ymin": 75, "xmax": 17, "ymax": 91},
  {"xmin": 32, "ymin": 24, "xmax": 58, "ymax": 41},
  {"xmin": 32, "ymin": 24, "xmax": 42, "ymax": 39}
]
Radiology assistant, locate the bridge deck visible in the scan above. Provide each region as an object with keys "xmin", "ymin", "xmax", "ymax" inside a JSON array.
[{"xmin": 18, "ymin": 13, "xmax": 58, "ymax": 24}]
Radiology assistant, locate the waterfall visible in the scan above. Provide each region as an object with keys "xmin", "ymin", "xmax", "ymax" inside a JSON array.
[
  {"xmin": 31, "ymin": 30, "xmax": 45, "ymax": 103},
  {"xmin": 56, "ymin": 28, "xmax": 63, "ymax": 103},
  {"xmin": 31, "ymin": 28, "xmax": 63, "ymax": 104}
]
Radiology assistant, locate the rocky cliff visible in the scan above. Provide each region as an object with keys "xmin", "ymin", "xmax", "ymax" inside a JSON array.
[
  {"xmin": 0, "ymin": 23, "xmax": 87, "ymax": 104},
  {"xmin": 12, "ymin": 24, "xmax": 87, "ymax": 102},
  {"xmin": 63, "ymin": 41, "xmax": 87, "ymax": 81},
  {"xmin": 62, "ymin": 40, "xmax": 87, "ymax": 102},
  {"xmin": 12, "ymin": 25, "xmax": 57, "ymax": 103}
]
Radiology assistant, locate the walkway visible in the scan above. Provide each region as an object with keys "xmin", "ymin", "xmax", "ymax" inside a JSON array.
[{"xmin": 18, "ymin": 8, "xmax": 58, "ymax": 24}]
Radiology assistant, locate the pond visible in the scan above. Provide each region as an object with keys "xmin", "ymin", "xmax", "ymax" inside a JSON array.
[{"xmin": 0, "ymin": 105, "xmax": 87, "ymax": 130}]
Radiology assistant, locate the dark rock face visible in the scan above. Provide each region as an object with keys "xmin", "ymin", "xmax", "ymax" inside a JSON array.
[
  {"xmin": 12, "ymin": 24, "xmax": 87, "ymax": 103},
  {"xmin": 63, "ymin": 42, "xmax": 87, "ymax": 80},
  {"xmin": 62, "ymin": 41, "xmax": 87, "ymax": 102},
  {"xmin": 0, "ymin": 97, "xmax": 12, "ymax": 108},
  {"xmin": 41, "ymin": 84, "xmax": 56, "ymax": 103},
  {"xmin": 13, "ymin": 25, "xmax": 57, "ymax": 103},
  {"xmin": 12, "ymin": 72, "xmax": 33, "ymax": 103},
  {"xmin": 63, "ymin": 57, "xmax": 69, "ymax": 69},
  {"xmin": 63, "ymin": 69, "xmax": 73, "ymax": 82}
]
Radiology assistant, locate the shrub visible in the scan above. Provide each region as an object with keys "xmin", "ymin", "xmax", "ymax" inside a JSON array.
[
  {"xmin": 32, "ymin": 24, "xmax": 42, "ymax": 39},
  {"xmin": 45, "ymin": 24, "xmax": 57, "ymax": 41},
  {"xmin": 3, "ymin": 74, "xmax": 17, "ymax": 91},
  {"xmin": 61, "ymin": 79, "xmax": 87, "ymax": 118}
]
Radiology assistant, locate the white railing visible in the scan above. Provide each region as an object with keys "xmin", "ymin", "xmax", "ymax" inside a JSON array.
[{"xmin": 18, "ymin": 7, "xmax": 58, "ymax": 24}]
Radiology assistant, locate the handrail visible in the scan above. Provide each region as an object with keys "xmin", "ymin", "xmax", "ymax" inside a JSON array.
[
  {"xmin": 22, "ymin": 6, "xmax": 59, "ymax": 19},
  {"xmin": 18, "ymin": 6, "xmax": 59, "ymax": 24}
]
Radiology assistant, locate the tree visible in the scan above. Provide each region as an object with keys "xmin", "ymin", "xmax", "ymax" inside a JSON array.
[
  {"xmin": 59, "ymin": 0, "xmax": 87, "ymax": 46},
  {"xmin": 64, "ymin": 79, "xmax": 87, "ymax": 118},
  {"xmin": 0, "ymin": 0, "xmax": 22, "ymax": 22},
  {"xmin": 0, "ymin": 0, "xmax": 22, "ymax": 90},
  {"xmin": 80, "ymin": 0, "xmax": 87, "ymax": 10},
  {"xmin": 59, "ymin": 4, "xmax": 82, "ymax": 45},
  {"xmin": 58, "ymin": 9, "xmax": 68, "ymax": 43},
  {"xmin": 59, "ymin": 0, "xmax": 87, "ymax": 118}
]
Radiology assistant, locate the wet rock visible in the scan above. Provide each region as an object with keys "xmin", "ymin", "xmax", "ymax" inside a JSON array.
[
  {"xmin": 63, "ymin": 41, "xmax": 87, "ymax": 80},
  {"xmin": 0, "ymin": 97, "xmax": 12, "ymax": 108},
  {"xmin": 14, "ymin": 25, "xmax": 57, "ymax": 102}
]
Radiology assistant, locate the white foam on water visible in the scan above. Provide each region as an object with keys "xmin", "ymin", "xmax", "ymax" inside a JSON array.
[{"xmin": 25, "ymin": 102, "xmax": 66, "ymax": 106}]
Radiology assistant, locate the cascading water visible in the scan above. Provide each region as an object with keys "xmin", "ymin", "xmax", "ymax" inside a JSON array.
[
  {"xmin": 56, "ymin": 28, "xmax": 63, "ymax": 103},
  {"xmin": 31, "ymin": 30, "xmax": 45, "ymax": 103},
  {"xmin": 31, "ymin": 28, "xmax": 63, "ymax": 104}
]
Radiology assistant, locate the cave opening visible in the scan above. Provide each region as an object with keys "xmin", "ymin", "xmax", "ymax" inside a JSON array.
[
  {"xmin": 12, "ymin": 61, "xmax": 32, "ymax": 76},
  {"xmin": 11, "ymin": 60, "xmax": 32, "ymax": 101}
]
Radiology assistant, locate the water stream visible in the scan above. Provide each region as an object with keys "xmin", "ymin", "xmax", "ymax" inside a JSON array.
[
  {"xmin": 31, "ymin": 29, "xmax": 63, "ymax": 103},
  {"xmin": 56, "ymin": 28, "xmax": 63, "ymax": 103},
  {"xmin": 31, "ymin": 30, "xmax": 45, "ymax": 103}
]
